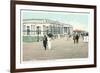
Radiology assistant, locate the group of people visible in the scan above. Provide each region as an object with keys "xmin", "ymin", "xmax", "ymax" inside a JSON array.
[
  {"xmin": 43, "ymin": 35, "xmax": 51, "ymax": 50},
  {"xmin": 73, "ymin": 34, "xmax": 79, "ymax": 44},
  {"xmin": 42, "ymin": 33, "xmax": 80, "ymax": 50}
]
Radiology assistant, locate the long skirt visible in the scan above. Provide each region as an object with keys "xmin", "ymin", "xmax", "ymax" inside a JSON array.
[{"xmin": 48, "ymin": 41, "xmax": 51, "ymax": 50}]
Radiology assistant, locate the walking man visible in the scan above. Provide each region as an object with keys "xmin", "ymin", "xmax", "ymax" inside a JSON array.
[
  {"xmin": 43, "ymin": 35, "xmax": 48, "ymax": 50},
  {"xmin": 75, "ymin": 34, "xmax": 79, "ymax": 43}
]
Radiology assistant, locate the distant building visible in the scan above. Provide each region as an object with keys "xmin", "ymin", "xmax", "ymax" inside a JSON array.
[
  {"xmin": 73, "ymin": 29, "xmax": 88, "ymax": 36},
  {"xmin": 23, "ymin": 19, "xmax": 73, "ymax": 38}
]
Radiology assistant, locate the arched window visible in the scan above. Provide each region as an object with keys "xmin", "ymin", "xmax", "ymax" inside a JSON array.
[
  {"xmin": 23, "ymin": 25, "xmax": 26, "ymax": 31},
  {"xmin": 36, "ymin": 26, "xmax": 41, "ymax": 35},
  {"xmin": 31, "ymin": 25, "xmax": 35, "ymax": 35},
  {"xmin": 43, "ymin": 25, "xmax": 46, "ymax": 35}
]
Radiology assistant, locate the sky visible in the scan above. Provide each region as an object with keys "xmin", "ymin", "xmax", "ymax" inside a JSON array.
[{"xmin": 22, "ymin": 10, "xmax": 90, "ymax": 31}]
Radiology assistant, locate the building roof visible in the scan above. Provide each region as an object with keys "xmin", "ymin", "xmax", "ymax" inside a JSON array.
[
  {"xmin": 73, "ymin": 29, "xmax": 88, "ymax": 33},
  {"xmin": 23, "ymin": 19, "xmax": 72, "ymax": 27}
]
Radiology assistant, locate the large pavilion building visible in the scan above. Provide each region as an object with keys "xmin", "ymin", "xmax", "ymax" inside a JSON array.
[{"xmin": 23, "ymin": 19, "xmax": 73, "ymax": 38}]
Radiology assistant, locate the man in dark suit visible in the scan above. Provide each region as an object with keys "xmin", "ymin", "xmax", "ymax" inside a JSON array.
[
  {"xmin": 76, "ymin": 34, "xmax": 79, "ymax": 43},
  {"xmin": 43, "ymin": 35, "xmax": 48, "ymax": 50}
]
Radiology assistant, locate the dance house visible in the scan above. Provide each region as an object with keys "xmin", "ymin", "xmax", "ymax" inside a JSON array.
[{"xmin": 23, "ymin": 19, "xmax": 73, "ymax": 39}]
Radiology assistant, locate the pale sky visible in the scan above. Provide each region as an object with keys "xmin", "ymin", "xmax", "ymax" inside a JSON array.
[{"xmin": 22, "ymin": 10, "xmax": 90, "ymax": 32}]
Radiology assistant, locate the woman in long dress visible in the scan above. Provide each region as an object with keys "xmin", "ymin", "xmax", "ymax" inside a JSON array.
[{"xmin": 47, "ymin": 37, "xmax": 51, "ymax": 50}]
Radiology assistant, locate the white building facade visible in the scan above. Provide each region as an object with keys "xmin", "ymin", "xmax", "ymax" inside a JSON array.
[{"xmin": 23, "ymin": 19, "xmax": 73, "ymax": 38}]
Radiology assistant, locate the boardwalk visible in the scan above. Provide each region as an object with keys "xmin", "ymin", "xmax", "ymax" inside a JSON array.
[{"xmin": 23, "ymin": 37, "xmax": 88, "ymax": 61}]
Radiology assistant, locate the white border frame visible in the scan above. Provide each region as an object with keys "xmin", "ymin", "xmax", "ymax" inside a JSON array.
[{"xmin": 15, "ymin": 4, "xmax": 94, "ymax": 69}]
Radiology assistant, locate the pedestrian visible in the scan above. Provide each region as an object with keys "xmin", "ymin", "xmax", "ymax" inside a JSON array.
[
  {"xmin": 73, "ymin": 35, "xmax": 76, "ymax": 44},
  {"xmin": 43, "ymin": 35, "xmax": 48, "ymax": 50},
  {"xmin": 75, "ymin": 34, "xmax": 79, "ymax": 43},
  {"xmin": 47, "ymin": 36, "xmax": 51, "ymax": 50}
]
